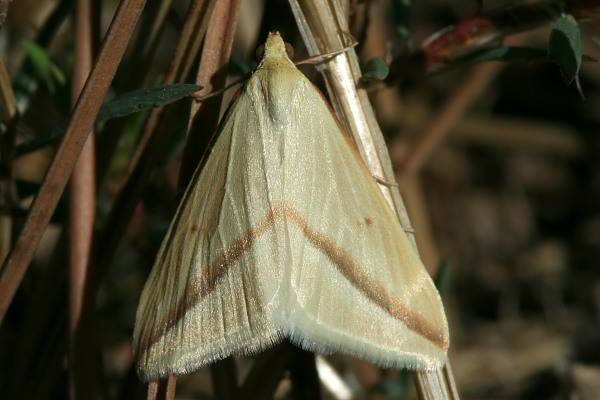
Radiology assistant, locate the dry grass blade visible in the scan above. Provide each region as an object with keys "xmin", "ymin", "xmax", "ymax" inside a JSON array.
[
  {"xmin": 179, "ymin": 0, "xmax": 242, "ymax": 189},
  {"xmin": 147, "ymin": 376, "xmax": 177, "ymax": 400},
  {"xmin": 68, "ymin": 0, "xmax": 99, "ymax": 398},
  {"xmin": 0, "ymin": 59, "xmax": 19, "ymax": 264},
  {"xmin": 0, "ymin": 59, "xmax": 18, "ymax": 121}
]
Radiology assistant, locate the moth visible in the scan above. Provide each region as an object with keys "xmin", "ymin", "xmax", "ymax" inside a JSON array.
[{"xmin": 133, "ymin": 32, "xmax": 449, "ymax": 382}]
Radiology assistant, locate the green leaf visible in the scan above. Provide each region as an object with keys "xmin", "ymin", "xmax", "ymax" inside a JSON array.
[
  {"xmin": 16, "ymin": 83, "xmax": 201, "ymax": 156},
  {"xmin": 548, "ymin": 14, "xmax": 582, "ymax": 84},
  {"xmin": 361, "ymin": 57, "xmax": 389, "ymax": 81},
  {"xmin": 21, "ymin": 40, "xmax": 67, "ymax": 93},
  {"xmin": 96, "ymin": 84, "xmax": 201, "ymax": 121}
]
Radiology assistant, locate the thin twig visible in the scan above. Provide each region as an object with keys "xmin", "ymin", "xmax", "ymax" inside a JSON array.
[
  {"xmin": 396, "ymin": 62, "xmax": 503, "ymax": 181},
  {"xmin": 179, "ymin": 0, "xmax": 242, "ymax": 189},
  {"xmin": 0, "ymin": 59, "xmax": 19, "ymax": 264},
  {"xmin": 69, "ymin": 0, "xmax": 100, "ymax": 398}
]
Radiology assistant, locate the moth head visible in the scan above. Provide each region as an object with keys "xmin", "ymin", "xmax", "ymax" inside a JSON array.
[{"xmin": 256, "ymin": 32, "xmax": 294, "ymax": 62}]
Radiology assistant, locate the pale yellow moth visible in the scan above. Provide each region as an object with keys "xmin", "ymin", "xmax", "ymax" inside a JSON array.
[{"xmin": 133, "ymin": 32, "xmax": 449, "ymax": 382}]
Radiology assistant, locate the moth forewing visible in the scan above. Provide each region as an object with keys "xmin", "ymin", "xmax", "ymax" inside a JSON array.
[{"xmin": 133, "ymin": 32, "xmax": 449, "ymax": 382}]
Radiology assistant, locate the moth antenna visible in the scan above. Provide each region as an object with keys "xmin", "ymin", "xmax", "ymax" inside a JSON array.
[
  {"xmin": 295, "ymin": 41, "xmax": 358, "ymax": 66},
  {"xmin": 192, "ymin": 72, "xmax": 252, "ymax": 102}
]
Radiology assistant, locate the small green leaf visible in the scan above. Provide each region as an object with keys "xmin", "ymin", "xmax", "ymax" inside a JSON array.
[
  {"xmin": 361, "ymin": 57, "xmax": 389, "ymax": 81},
  {"xmin": 548, "ymin": 14, "xmax": 582, "ymax": 84},
  {"xmin": 21, "ymin": 40, "xmax": 67, "ymax": 92},
  {"xmin": 97, "ymin": 84, "xmax": 201, "ymax": 121}
]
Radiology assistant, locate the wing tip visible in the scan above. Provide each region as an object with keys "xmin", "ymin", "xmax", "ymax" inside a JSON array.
[
  {"xmin": 135, "ymin": 330, "xmax": 285, "ymax": 382},
  {"xmin": 285, "ymin": 327, "xmax": 447, "ymax": 372}
]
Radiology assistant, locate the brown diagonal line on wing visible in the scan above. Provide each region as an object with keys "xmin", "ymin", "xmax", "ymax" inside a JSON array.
[
  {"xmin": 143, "ymin": 205, "xmax": 283, "ymax": 350},
  {"xmin": 283, "ymin": 207, "xmax": 447, "ymax": 350},
  {"xmin": 143, "ymin": 203, "xmax": 446, "ymax": 351}
]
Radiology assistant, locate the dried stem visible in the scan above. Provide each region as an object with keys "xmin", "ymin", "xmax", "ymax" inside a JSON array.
[
  {"xmin": 397, "ymin": 63, "xmax": 503, "ymax": 181},
  {"xmin": 68, "ymin": 0, "xmax": 100, "ymax": 397},
  {"xmin": 179, "ymin": 0, "xmax": 242, "ymax": 189},
  {"xmin": 0, "ymin": 58, "xmax": 18, "ymax": 264}
]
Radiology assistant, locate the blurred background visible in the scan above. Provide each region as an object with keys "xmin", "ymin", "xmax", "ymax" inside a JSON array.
[{"xmin": 0, "ymin": 0, "xmax": 599, "ymax": 399}]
